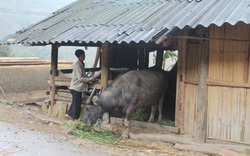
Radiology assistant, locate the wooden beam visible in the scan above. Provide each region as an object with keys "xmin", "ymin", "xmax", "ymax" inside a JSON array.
[
  {"xmin": 184, "ymin": 80, "xmax": 199, "ymax": 85},
  {"xmin": 101, "ymin": 41, "xmax": 109, "ymax": 87},
  {"xmin": 156, "ymin": 49, "xmax": 164, "ymax": 68},
  {"xmin": 138, "ymin": 48, "xmax": 145, "ymax": 70},
  {"xmin": 162, "ymin": 36, "xmax": 176, "ymax": 47},
  {"xmin": 145, "ymin": 48, "xmax": 149, "ymax": 68},
  {"xmin": 194, "ymin": 39, "xmax": 209, "ymax": 143},
  {"xmin": 60, "ymin": 68, "xmax": 101, "ymax": 74},
  {"xmin": 49, "ymin": 44, "xmax": 58, "ymax": 114},
  {"xmin": 94, "ymin": 47, "xmax": 101, "ymax": 68},
  {"xmin": 175, "ymin": 38, "xmax": 187, "ymax": 134},
  {"xmin": 206, "ymin": 79, "xmax": 250, "ymax": 88},
  {"xmin": 177, "ymin": 35, "xmax": 250, "ymax": 43},
  {"xmin": 15, "ymin": 97, "xmax": 47, "ymax": 106},
  {"xmin": 111, "ymin": 117, "xmax": 179, "ymax": 134},
  {"xmin": 91, "ymin": 47, "xmax": 101, "ymax": 76},
  {"xmin": 48, "ymin": 78, "xmax": 103, "ymax": 89}
]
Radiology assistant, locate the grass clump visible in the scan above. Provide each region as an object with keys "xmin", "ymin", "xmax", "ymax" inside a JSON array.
[
  {"xmin": 156, "ymin": 119, "xmax": 175, "ymax": 127},
  {"xmin": 62, "ymin": 120, "xmax": 117, "ymax": 144},
  {"xmin": 132, "ymin": 107, "xmax": 150, "ymax": 121},
  {"xmin": 0, "ymin": 99, "xmax": 14, "ymax": 106}
]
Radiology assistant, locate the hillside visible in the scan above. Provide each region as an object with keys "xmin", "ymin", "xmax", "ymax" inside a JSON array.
[
  {"xmin": 0, "ymin": 0, "xmax": 97, "ymax": 64},
  {"xmin": 0, "ymin": 0, "xmax": 76, "ymax": 39}
]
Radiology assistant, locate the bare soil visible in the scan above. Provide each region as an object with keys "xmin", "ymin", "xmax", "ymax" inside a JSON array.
[{"xmin": 0, "ymin": 90, "xmax": 210, "ymax": 156}]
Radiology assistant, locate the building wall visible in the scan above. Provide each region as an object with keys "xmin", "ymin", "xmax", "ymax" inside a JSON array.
[
  {"xmin": 207, "ymin": 23, "xmax": 250, "ymax": 144},
  {"xmin": 179, "ymin": 23, "xmax": 250, "ymax": 144}
]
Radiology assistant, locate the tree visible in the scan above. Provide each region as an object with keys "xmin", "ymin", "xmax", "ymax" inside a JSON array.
[{"xmin": 0, "ymin": 46, "xmax": 12, "ymax": 56}]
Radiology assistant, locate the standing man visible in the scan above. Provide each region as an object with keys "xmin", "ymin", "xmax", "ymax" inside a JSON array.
[{"xmin": 66, "ymin": 49, "xmax": 96, "ymax": 120}]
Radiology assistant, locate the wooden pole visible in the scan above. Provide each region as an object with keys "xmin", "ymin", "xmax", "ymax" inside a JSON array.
[
  {"xmin": 194, "ymin": 39, "xmax": 209, "ymax": 143},
  {"xmin": 94, "ymin": 47, "xmax": 101, "ymax": 68},
  {"xmin": 91, "ymin": 47, "xmax": 101, "ymax": 76},
  {"xmin": 177, "ymin": 35, "xmax": 250, "ymax": 43},
  {"xmin": 138, "ymin": 47, "xmax": 149, "ymax": 69},
  {"xmin": 49, "ymin": 44, "xmax": 58, "ymax": 114},
  {"xmin": 138, "ymin": 48, "xmax": 144, "ymax": 70},
  {"xmin": 156, "ymin": 49, "xmax": 164, "ymax": 68},
  {"xmin": 101, "ymin": 41, "xmax": 109, "ymax": 87},
  {"xmin": 175, "ymin": 38, "xmax": 187, "ymax": 134},
  {"xmin": 144, "ymin": 48, "xmax": 149, "ymax": 68}
]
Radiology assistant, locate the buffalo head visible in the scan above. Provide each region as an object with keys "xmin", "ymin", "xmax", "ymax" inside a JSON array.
[{"xmin": 82, "ymin": 87, "xmax": 104, "ymax": 124}]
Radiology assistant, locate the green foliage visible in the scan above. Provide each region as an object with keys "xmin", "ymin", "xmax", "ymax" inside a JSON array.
[
  {"xmin": 162, "ymin": 50, "xmax": 178, "ymax": 70},
  {"xmin": 0, "ymin": 46, "xmax": 12, "ymax": 56},
  {"xmin": 62, "ymin": 120, "xmax": 117, "ymax": 144},
  {"xmin": 156, "ymin": 119, "xmax": 175, "ymax": 127},
  {"xmin": 132, "ymin": 107, "xmax": 150, "ymax": 121},
  {"xmin": 132, "ymin": 108, "xmax": 175, "ymax": 127}
]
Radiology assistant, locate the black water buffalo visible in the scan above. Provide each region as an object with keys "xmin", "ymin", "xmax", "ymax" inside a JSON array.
[{"xmin": 83, "ymin": 66, "xmax": 169, "ymax": 139}]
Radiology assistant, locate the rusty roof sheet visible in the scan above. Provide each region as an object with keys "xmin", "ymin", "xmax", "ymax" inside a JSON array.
[{"xmin": 2, "ymin": 0, "xmax": 250, "ymax": 45}]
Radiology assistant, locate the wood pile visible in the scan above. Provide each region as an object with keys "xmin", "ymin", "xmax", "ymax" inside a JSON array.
[
  {"xmin": 0, "ymin": 57, "xmax": 73, "ymax": 66},
  {"xmin": 56, "ymin": 89, "xmax": 72, "ymax": 102}
]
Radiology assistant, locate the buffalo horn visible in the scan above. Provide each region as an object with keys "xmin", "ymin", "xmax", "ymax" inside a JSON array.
[{"xmin": 86, "ymin": 86, "xmax": 96, "ymax": 105}]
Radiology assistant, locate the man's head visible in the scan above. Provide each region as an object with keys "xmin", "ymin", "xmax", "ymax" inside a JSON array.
[{"xmin": 75, "ymin": 49, "xmax": 85, "ymax": 61}]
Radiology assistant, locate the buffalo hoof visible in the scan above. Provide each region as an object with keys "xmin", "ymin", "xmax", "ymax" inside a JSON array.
[
  {"xmin": 147, "ymin": 119, "xmax": 154, "ymax": 123},
  {"xmin": 120, "ymin": 129, "xmax": 129, "ymax": 140},
  {"xmin": 120, "ymin": 134, "xmax": 129, "ymax": 140}
]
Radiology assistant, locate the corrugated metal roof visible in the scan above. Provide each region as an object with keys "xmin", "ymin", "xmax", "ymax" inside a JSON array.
[{"xmin": 2, "ymin": 0, "xmax": 250, "ymax": 46}]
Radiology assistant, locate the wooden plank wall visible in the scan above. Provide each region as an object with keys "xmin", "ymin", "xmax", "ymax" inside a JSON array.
[
  {"xmin": 183, "ymin": 44, "xmax": 200, "ymax": 135},
  {"xmin": 207, "ymin": 22, "xmax": 250, "ymax": 144}
]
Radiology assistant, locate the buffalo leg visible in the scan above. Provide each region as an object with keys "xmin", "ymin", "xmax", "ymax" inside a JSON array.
[
  {"xmin": 158, "ymin": 101, "xmax": 163, "ymax": 121},
  {"xmin": 120, "ymin": 118, "xmax": 131, "ymax": 140},
  {"xmin": 148, "ymin": 105, "xmax": 157, "ymax": 122},
  {"xmin": 102, "ymin": 112, "xmax": 110, "ymax": 124},
  {"xmin": 120, "ymin": 106, "xmax": 135, "ymax": 139},
  {"xmin": 158, "ymin": 92, "xmax": 165, "ymax": 121},
  {"xmin": 122, "ymin": 117, "xmax": 125, "ymax": 126}
]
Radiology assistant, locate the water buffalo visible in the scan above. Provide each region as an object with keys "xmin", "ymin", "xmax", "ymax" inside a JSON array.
[{"xmin": 83, "ymin": 66, "xmax": 169, "ymax": 139}]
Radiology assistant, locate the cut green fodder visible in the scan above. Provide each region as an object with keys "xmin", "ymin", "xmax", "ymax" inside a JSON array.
[
  {"xmin": 132, "ymin": 107, "xmax": 150, "ymax": 121},
  {"xmin": 62, "ymin": 120, "xmax": 118, "ymax": 144},
  {"xmin": 156, "ymin": 119, "xmax": 175, "ymax": 127}
]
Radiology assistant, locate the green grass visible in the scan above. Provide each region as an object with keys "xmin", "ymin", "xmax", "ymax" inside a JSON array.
[
  {"xmin": 62, "ymin": 120, "xmax": 118, "ymax": 144},
  {"xmin": 132, "ymin": 108, "xmax": 175, "ymax": 127},
  {"xmin": 0, "ymin": 99, "xmax": 14, "ymax": 106},
  {"xmin": 156, "ymin": 119, "xmax": 175, "ymax": 127},
  {"xmin": 132, "ymin": 107, "xmax": 150, "ymax": 121}
]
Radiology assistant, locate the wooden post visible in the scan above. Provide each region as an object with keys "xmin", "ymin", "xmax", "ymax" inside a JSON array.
[
  {"xmin": 144, "ymin": 48, "xmax": 149, "ymax": 68},
  {"xmin": 175, "ymin": 38, "xmax": 187, "ymax": 134},
  {"xmin": 49, "ymin": 44, "xmax": 58, "ymax": 114},
  {"xmin": 101, "ymin": 41, "xmax": 109, "ymax": 87},
  {"xmin": 156, "ymin": 49, "xmax": 164, "ymax": 68},
  {"xmin": 138, "ymin": 48, "xmax": 144, "ymax": 70},
  {"xmin": 194, "ymin": 39, "xmax": 209, "ymax": 143},
  {"xmin": 91, "ymin": 47, "xmax": 101, "ymax": 76},
  {"xmin": 138, "ymin": 47, "xmax": 149, "ymax": 69},
  {"xmin": 94, "ymin": 47, "xmax": 101, "ymax": 68}
]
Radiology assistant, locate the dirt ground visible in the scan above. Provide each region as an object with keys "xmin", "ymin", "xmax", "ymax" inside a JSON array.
[{"xmin": 0, "ymin": 90, "xmax": 213, "ymax": 156}]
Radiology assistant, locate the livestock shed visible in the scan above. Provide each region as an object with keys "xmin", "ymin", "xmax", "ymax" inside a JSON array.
[{"xmin": 2, "ymin": 0, "xmax": 250, "ymax": 147}]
